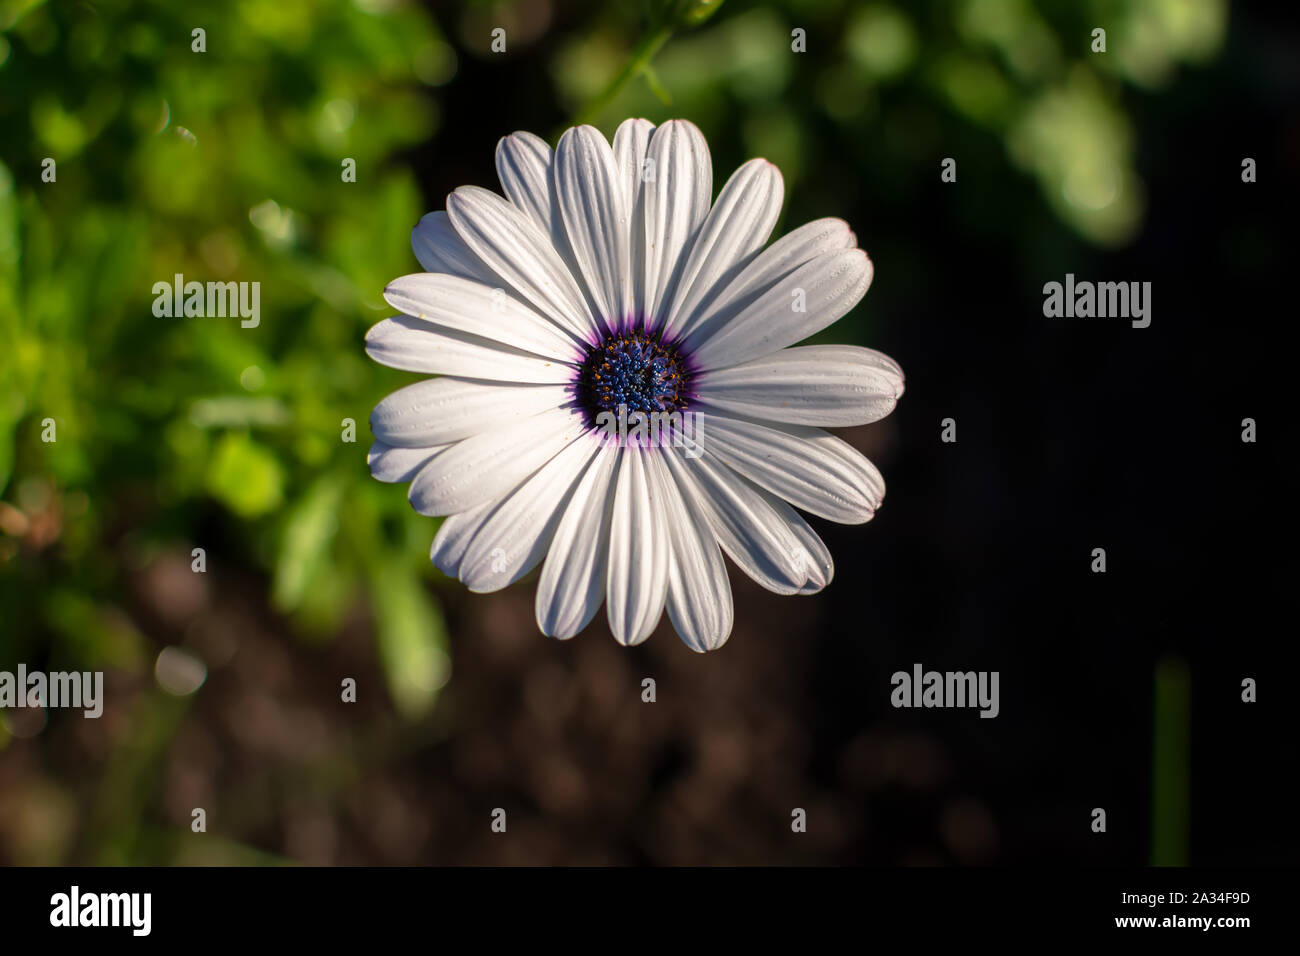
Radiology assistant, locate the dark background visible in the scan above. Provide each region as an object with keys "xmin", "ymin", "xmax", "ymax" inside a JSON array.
[{"xmin": 0, "ymin": 0, "xmax": 1293, "ymax": 865}]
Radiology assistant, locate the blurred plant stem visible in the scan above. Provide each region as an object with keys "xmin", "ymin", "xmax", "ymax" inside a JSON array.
[
  {"xmin": 572, "ymin": 25, "xmax": 674, "ymax": 127},
  {"xmin": 88, "ymin": 692, "xmax": 191, "ymax": 865},
  {"xmin": 1150, "ymin": 655, "xmax": 1190, "ymax": 866}
]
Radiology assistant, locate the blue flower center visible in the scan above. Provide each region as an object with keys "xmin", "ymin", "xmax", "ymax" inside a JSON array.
[{"xmin": 577, "ymin": 329, "xmax": 691, "ymax": 422}]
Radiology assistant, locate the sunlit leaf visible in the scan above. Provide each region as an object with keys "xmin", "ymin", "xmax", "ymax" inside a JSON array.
[
  {"xmin": 205, "ymin": 432, "xmax": 285, "ymax": 518},
  {"xmin": 272, "ymin": 473, "xmax": 345, "ymax": 612},
  {"xmin": 369, "ymin": 561, "xmax": 450, "ymax": 721}
]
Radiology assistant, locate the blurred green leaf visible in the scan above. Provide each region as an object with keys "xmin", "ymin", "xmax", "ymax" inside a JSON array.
[
  {"xmin": 368, "ymin": 560, "xmax": 450, "ymax": 721},
  {"xmin": 642, "ymin": 64, "xmax": 673, "ymax": 106},
  {"xmin": 272, "ymin": 472, "xmax": 345, "ymax": 612},
  {"xmin": 205, "ymin": 432, "xmax": 285, "ymax": 518}
]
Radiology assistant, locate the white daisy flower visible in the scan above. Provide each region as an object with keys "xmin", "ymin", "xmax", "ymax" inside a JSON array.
[{"xmin": 365, "ymin": 119, "xmax": 903, "ymax": 652}]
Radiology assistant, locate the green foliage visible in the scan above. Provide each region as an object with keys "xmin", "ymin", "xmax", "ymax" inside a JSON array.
[
  {"xmin": 557, "ymin": 0, "xmax": 1225, "ymax": 246},
  {"xmin": 369, "ymin": 552, "xmax": 451, "ymax": 720},
  {"xmin": 0, "ymin": 0, "xmax": 455, "ymax": 713}
]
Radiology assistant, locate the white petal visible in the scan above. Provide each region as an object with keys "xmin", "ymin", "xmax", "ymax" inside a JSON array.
[
  {"xmin": 370, "ymin": 378, "xmax": 569, "ymax": 447},
  {"xmin": 641, "ymin": 119, "xmax": 713, "ymax": 332},
  {"xmin": 661, "ymin": 448, "xmax": 807, "ymax": 595},
  {"xmin": 612, "ymin": 118, "xmax": 655, "ymax": 318},
  {"xmin": 384, "ymin": 273, "xmax": 584, "ymax": 360},
  {"xmin": 612, "ymin": 119, "xmax": 655, "ymax": 207},
  {"xmin": 780, "ymin": 503, "xmax": 834, "ymax": 594},
  {"xmin": 364, "ymin": 316, "xmax": 576, "ymax": 384},
  {"xmin": 536, "ymin": 444, "xmax": 619, "ymax": 638},
  {"xmin": 693, "ymin": 410, "xmax": 885, "ymax": 523},
  {"xmin": 680, "ymin": 217, "xmax": 855, "ymax": 347},
  {"xmin": 411, "ymin": 211, "xmax": 496, "ymax": 281},
  {"xmin": 446, "ymin": 185, "xmax": 601, "ymax": 343},
  {"xmin": 430, "ymin": 502, "xmax": 495, "ymax": 579},
  {"xmin": 407, "ymin": 406, "xmax": 587, "ymax": 516},
  {"xmin": 654, "ymin": 453, "xmax": 734, "ymax": 652},
  {"xmin": 496, "ymin": 131, "xmax": 607, "ymax": 315},
  {"xmin": 495, "ymin": 131, "xmax": 556, "ymax": 235},
  {"xmin": 660, "ymin": 158, "xmax": 783, "ymax": 341},
  {"xmin": 698, "ymin": 345, "xmax": 903, "ymax": 426},
  {"xmin": 457, "ymin": 436, "xmax": 601, "ymax": 592},
  {"xmin": 367, "ymin": 440, "xmax": 446, "ymax": 484},
  {"xmin": 690, "ymin": 249, "xmax": 873, "ymax": 370},
  {"xmin": 606, "ymin": 451, "xmax": 669, "ymax": 645},
  {"xmin": 554, "ymin": 125, "xmax": 631, "ymax": 326}
]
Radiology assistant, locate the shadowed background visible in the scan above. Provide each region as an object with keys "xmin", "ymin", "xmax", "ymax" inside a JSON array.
[{"xmin": 0, "ymin": 0, "xmax": 1293, "ymax": 865}]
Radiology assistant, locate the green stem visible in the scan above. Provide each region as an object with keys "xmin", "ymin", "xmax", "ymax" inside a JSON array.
[
  {"xmin": 1150, "ymin": 655, "xmax": 1190, "ymax": 866},
  {"xmin": 573, "ymin": 25, "xmax": 673, "ymax": 127}
]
